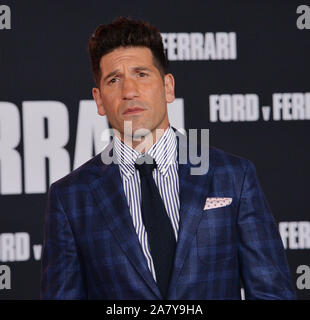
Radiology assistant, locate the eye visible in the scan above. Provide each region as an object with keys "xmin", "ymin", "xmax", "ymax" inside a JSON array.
[
  {"xmin": 138, "ymin": 72, "xmax": 148, "ymax": 77},
  {"xmin": 108, "ymin": 77, "xmax": 119, "ymax": 85}
]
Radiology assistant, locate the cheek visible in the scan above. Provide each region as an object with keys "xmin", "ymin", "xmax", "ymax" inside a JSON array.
[
  {"xmin": 103, "ymin": 95, "xmax": 118, "ymax": 113},
  {"xmin": 146, "ymin": 84, "xmax": 166, "ymax": 104}
]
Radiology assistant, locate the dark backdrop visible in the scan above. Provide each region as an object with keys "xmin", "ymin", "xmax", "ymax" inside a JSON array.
[{"xmin": 0, "ymin": 0, "xmax": 309, "ymax": 299}]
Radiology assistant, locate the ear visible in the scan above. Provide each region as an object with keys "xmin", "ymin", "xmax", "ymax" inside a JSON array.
[
  {"xmin": 164, "ymin": 73, "xmax": 175, "ymax": 103},
  {"xmin": 92, "ymin": 87, "xmax": 106, "ymax": 116}
]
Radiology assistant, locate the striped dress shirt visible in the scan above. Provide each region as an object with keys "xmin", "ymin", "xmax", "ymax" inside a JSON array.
[{"xmin": 113, "ymin": 126, "xmax": 180, "ymax": 281}]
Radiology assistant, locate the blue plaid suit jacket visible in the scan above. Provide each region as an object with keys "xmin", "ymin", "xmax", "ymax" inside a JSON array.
[{"xmin": 40, "ymin": 132, "xmax": 296, "ymax": 300}]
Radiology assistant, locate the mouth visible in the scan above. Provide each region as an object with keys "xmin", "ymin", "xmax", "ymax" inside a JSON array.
[{"xmin": 122, "ymin": 107, "xmax": 145, "ymax": 116}]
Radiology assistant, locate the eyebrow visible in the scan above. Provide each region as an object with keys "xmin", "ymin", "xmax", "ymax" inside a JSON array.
[
  {"xmin": 103, "ymin": 66, "xmax": 153, "ymax": 82},
  {"xmin": 103, "ymin": 70, "xmax": 120, "ymax": 82}
]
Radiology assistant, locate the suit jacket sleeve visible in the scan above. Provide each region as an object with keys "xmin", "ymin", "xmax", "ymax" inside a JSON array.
[
  {"xmin": 40, "ymin": 183, "xmax": 87, "ymax": 299},
  {"xmin": 237, "ymin": 160, "xmax": 296, "ymax": 299}
]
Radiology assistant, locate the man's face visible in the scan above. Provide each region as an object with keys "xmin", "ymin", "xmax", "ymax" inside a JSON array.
[{"xmin": 92, "ymin": 47, "xmax": 175, "ymax": 140}]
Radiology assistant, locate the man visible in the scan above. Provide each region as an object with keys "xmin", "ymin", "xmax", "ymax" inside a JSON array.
[{"xmin": 40, "ymin": 17, "xmax": 296, "ymax": 299}]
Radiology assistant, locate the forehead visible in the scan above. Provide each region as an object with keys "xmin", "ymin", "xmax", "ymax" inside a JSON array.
[{"xmin": 99, "ymin": 47, "xmax": 155, "ymax": 74}]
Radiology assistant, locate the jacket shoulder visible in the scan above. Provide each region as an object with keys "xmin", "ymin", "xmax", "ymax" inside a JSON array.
[
  {"xmin": 49, "ymin": 152, "xmax": 107, "ymax": 193},
  {"xmin": 209, "ymin": 146, "xmax": 253, "ymax": 171}
]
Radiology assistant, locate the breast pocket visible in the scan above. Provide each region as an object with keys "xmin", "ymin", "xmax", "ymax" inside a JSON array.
[{"xmin": 196, "ymin": 204, "xmax": 237, "ymax": 265}]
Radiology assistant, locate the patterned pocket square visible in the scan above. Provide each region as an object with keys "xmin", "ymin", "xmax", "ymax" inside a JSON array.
[{"xmin": 203, "ymin": 197, "xmax": 232, "ymax": 210}]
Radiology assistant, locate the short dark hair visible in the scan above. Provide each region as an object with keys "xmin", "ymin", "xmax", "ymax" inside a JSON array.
[{"xmin": 88, "ymin": 17, "xmax": 168, "ymax": 86}]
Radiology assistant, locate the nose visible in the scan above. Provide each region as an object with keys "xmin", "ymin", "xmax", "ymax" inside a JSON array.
[{"xmin": 122, "ymin": 76, "xmax": 139, "ymax": 100}]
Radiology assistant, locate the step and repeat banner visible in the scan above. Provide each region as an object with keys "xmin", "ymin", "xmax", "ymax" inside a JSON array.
[{"xmin": 0, "ymin": 1, "xmax": 309, "ymax": 299}]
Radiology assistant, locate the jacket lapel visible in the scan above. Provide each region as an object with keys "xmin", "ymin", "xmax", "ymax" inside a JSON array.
[
  {"xmin": 89, "ymin": 146, "xmax": 162, "ymax": 299},
  {"xmin": 167, "ymin": 132, "xmax": 214, "ymax": 297}
]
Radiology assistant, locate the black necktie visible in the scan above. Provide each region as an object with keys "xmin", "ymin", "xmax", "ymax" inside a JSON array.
[{"xmin": 134, "ymin": 155, "xmax": 176, "ymax": 297}]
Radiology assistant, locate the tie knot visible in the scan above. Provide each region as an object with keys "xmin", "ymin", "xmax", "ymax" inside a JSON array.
[{"xmin": 134, "ymin": 155, "xmax": 157, "ymax": 176}]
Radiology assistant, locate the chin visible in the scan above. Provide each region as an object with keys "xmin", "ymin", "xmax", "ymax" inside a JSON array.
[{"xmin": 132, "ymin": 127, "xmax": 152, "ymax": 140}]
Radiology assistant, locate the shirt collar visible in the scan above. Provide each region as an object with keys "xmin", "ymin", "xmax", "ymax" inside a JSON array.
[{"xmin": 114, "ymin": 126, "xmax": 177, "ymax": 179}]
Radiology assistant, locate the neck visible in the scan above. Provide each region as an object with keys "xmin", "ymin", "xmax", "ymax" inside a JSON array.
[{"xmin": 117, "ymin": 125, "xmax": 169, "ymax": 154}]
